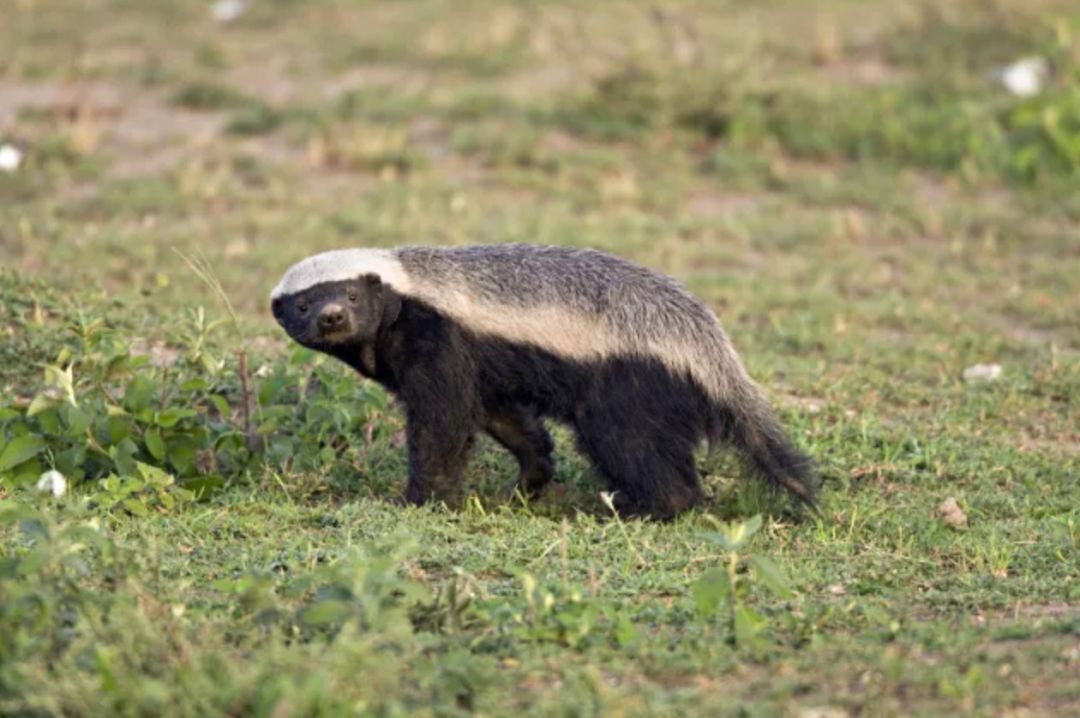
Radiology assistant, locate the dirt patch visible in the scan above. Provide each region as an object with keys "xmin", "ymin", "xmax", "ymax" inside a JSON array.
[
  {"xmin": 320, "ymin": 64, "xmax": 418, "ymax": 99},
  {"xmin": 818, "ymin": 55, "xmax": 908, "ymax": 87},
  {"xmin": 0, "ymin": 80, "xmax": 126, "ymax": 128},
  {"xmin": 0, "ymin": 79, "xmax": 226, "ymax": 180},
  {"xmin": 684, "ymin": 189, "xmax": 765, "ymax": 220},
  {"xmin": 499, "ymin": 64, "xmax": 580, "ymax": 102},
  {"xmin": 107, "ymin": 94, "xmax": 226, "ymax": 178},
  {"xmin": 226, "ymin": 56, "xmax": 299, "ymax": 106}
]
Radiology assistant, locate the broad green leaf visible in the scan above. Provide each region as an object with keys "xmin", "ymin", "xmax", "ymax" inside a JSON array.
[
  {"xmin": 124, "ymin": 375, "xmax": 156, "ymax": 414},
  {"xmin": 55, "ymin": 445, "xmax": 86, "ymax": 476},
  {"xmin": 748, "ymin": 554, "xmax": 792, "ymax": 599},
  {"xmin": 257, "ymin": 375, "xmax": 286, "ymax": 405},
  {"xmin": 0, "ymin": 435, "xmax": 46, "ymax": 472},
  {"xmin": 35, "ymin": 408, "xmax": 62, "ymax": 436},
  {"xmin": 208, "ymin": 395, "xmax": 231, "ymax": 419},
  {"xmin": 64, "ymin": 405, "xmax": 92, "ymax": 437},
  {"xmin": 167, "ymin": 435, "xmax": 199, "ymax": 476},
  {"xmin": 110, "ymin": 438, "xmax": 139, "ymax": 476},
  {"xmin": 734, "ymin": 605, "xmax": 767, "ymax": 648},
  {"xmin": 7, "ymin": 459, "xmax": 45, "ymax": 488},
  {"xmin": 144, "ymin": 428, "xmax": 166, "ymax": 461},
  {"xmin": 122, "ymin": 498, "xmax": 149, "ymax": 516},
  {"xmin": 180, "ymin": 377, "xmax": 208, "ymax": 392},
  {"xmin": 691, "ymin": 568, "xmax": 729, "ymax": 618},
  {"xmin": 107, "ymin": 416, "xmax": 133, "ymax": 445},
  {"xmin": 729, "ymin": 514, "xmax": 762, "ymax": 549},
  {"xmin": 136, "ymin": 461, "xmax": 172, "ymax": 482},
  {"xmin": 26, "ymin": 393, "xmax": 58, "ymax": 417},
  {"xmin": 156, "ymin": 407, "xmax": 197, "ymax": 428}
]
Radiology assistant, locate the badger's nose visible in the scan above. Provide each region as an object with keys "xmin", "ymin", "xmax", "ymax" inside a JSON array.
[{"xmin": 317, "ymin": 304, "xmax": 347, "ymax": 331}]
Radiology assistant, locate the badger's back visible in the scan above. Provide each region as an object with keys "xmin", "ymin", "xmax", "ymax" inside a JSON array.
[{"xmin": 395, "ymin": 244, "xmax": 749, "ymax": 401}]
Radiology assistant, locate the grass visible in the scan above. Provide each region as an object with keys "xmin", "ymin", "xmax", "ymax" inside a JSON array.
[{"xmin": 1, "ymin": 0, "xmax": 1078, "ymax": 715}]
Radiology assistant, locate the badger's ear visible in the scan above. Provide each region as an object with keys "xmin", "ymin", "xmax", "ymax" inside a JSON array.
[
  {"xmin": 380, "ymin": 284, "xmax": 402, "ymax": 327},
  {"xmin": 362, "ymin": 274, "xmax": 402, "ymax": 328}
]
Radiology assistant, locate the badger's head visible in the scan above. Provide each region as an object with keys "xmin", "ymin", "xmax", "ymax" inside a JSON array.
[{"xmin": 270, "ymin": 250, "xmax": 405, "ymax": 353}]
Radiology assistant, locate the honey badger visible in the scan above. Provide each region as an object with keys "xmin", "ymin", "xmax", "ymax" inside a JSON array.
[{"xmin": 271, "ymin": 244, "xmax": 815, "ymax": 519}]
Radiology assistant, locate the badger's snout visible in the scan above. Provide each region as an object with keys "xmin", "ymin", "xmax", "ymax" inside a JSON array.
[{"xmin": 317, "ymin": 303, "xmax": 348, "ymax": 334}]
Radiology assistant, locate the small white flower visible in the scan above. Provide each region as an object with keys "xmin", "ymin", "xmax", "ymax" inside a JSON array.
[
  {"xmin": 0, "ymin": 143, "xmax": 23, "ymax": 173},
  {"xmin": 36, "ymin": 470, "xmax": 67, "ymax": 498},
  {"xmin": 1001, "ymin": 57, "xmax": 1048, "ymax": 98},
  {"xmin": 212, "ymin": 0, "xmax": 250, "ymax": 23}
]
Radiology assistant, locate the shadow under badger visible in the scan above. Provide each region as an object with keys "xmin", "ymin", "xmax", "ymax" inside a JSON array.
[{"xmin": 271, "ymin": 244, "xmax": 815, "ymax": 519}]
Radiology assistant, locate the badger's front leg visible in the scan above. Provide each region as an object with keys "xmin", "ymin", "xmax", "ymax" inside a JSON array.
[
  {"xmin": 403, "ymin": 405, "xmax": 475, "ymax": 505},
  {"xmin": 397, "ymin": 344, "xmax": 480, "ymax": 506}
]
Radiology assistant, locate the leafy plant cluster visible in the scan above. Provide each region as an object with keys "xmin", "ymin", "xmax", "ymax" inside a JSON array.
[
  {"xmin": 465, "ymin": 571, "xmax": 639, "ymax": 651},
  {"xmin": 0, "ymin": 500, "xmax": 805, "ymax": 715},
  {"xmin": 559, "ymin": 38, "xmax": 1080, "ymax": 185},
  {"xmin": 692, "ymin": 514, "xmax": 792, "ymax": 651},
  {"xmin": 0, "ymin": 505, "xmax": 446, "ymax": 715},
  {"xmin": 0, "ymin": 307, "xmax": 397, "ymax": 515}
]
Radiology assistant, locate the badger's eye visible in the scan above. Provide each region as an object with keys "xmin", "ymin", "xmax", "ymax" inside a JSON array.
[
  {"xmin": 348, "ymin": 292, "xmax": 358, "ymax": 302},
  {"xmin": 298, "ymin": 303, "xmax": 309, "ymax": 314}
]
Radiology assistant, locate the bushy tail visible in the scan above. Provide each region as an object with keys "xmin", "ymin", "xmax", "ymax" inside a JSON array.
[{"xmin": 708, "ymin": 385, "xmax": 817, "ymax": 509}]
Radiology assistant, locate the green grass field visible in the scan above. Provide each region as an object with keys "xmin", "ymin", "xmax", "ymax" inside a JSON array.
[{"xmin": 1, "ymin": 1, "xmax": 1078, "ymax": 715}]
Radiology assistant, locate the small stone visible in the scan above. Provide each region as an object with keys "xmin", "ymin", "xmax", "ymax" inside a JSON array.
[
  {"xmin": 828, "ymin": 583, "xmax": 846, "ymax": 596},
  {"xmin": 938, "ymin": 496, "xmax": 968, "ymax": 530},
  {"xmin": 962, "ymin": 363, "xmax": 1002, "ymax": 383},
  {"xmin": 211, "ymin": 0, "xmax": 250, "ymax": 23},
  {"xmin": 0, "ymin": 143, "xmax": 23, "ymax": 173},
  {"xmin": 36, "ymin": 470, "xmax": 67, "ymax": 498}
]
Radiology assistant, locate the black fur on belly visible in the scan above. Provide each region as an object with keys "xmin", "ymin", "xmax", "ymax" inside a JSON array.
[{"xmin": 292, "ymin": 288, "xmax": 813, "ymax": 521}]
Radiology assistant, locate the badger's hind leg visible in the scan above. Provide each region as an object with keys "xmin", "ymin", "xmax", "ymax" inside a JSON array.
[
  {"xmin": 485, "ymin": 406, "xmax": 555, "ymax": 498},
  {"xmin": 572, "ymin": 360, "xmax": 706, "ymax": 520}
]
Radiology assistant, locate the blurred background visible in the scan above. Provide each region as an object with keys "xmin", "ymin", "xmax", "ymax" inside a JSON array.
[
  {"xmin": 1, "ymin": 0, "xmax": 1078, "ymax": 382},
  {"xmin": 1, "ymin": 5, "xmax": 1078, "ymax": 713}
]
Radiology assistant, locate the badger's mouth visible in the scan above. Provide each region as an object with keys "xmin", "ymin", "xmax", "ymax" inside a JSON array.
[{"xmin": 316, "ymin": 325, "xmax": 358, "ymax": 345}]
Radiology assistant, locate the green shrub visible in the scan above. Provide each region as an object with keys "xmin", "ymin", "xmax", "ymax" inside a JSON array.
[
  {"xmin": 0, "ymin": 505, "xmax": 438, "ymax": 715},
  {"xmin": 0, "ymin": 306, "xmax": 396, "ymax": 513},
  {"xmin": 558, "ymin": 60, "xmax": 1080, "ymax": 185},
  {"xmin": 1004, "ymin": 84, "xmax": 1080, "ymax": 180}
]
